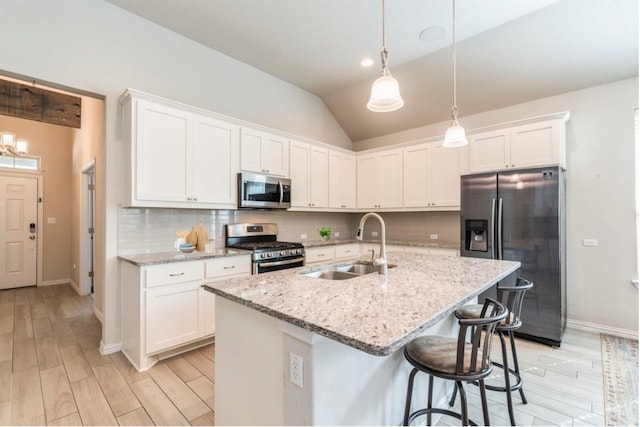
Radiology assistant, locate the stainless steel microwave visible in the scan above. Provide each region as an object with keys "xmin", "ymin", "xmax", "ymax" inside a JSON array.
[{"xmin": 237, "ymin": 172, "xmax": 291, "ymax": 209}]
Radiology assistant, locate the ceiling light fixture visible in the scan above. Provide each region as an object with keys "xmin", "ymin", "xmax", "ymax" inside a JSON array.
[
  {"xmin": 367, "ymin": 0, "xmax": 404, "ymax": 113},
  {"xmin": 0, "ymin": 131, "xmax": 28, "ymax": 156},
  {"xmin": 443, "ymin": 0, "xmax": 468, "ymax": 148}
]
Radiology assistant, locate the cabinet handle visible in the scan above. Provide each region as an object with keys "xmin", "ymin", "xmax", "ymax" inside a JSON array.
[
  {"xmin": 344, "ymin": 250, "xmax": 351, "ymax": 253},
  {"xmin": 318, "ymin": 254, "xmax": 325, "ymax": 257},
  {"xmin": 169, "ymin": 272, "xmax": 185, "ymax": 277},
  {"xmin": 223, "ymin": 265, "xmax": 236, "ymax": 270},
  {"xmin": 193, "ymin": 196, "xmax": 198, "ymax": 201}
]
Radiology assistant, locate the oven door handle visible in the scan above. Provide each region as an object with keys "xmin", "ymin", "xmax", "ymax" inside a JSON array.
[{"xmin": 258, "ymin": 258, "xmax": 304, "ymax": 268}]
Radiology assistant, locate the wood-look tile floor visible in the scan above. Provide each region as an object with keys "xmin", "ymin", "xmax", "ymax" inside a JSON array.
[
  {"xmin": 436, "ymin": 329, "xmax": 605, "ymax": 426},
  {"xmin": 0, "ymin": 284, "xmax": 214, "ymax": 426},
  {"xmin": 0, "ymin": 283, "xmax": 608, "ymax": 426}
]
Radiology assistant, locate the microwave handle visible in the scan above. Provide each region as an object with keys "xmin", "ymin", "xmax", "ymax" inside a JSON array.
[{"xmin": 278, "ymin": 180, "xmax": 284, "ymax": 204}]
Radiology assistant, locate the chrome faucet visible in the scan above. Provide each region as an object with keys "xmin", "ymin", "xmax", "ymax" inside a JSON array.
[{"xmin": 356, "ymin": 213, "xmax": 387, "ymax": 275}]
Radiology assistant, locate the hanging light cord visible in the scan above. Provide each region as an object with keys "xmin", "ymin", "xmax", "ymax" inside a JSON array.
[
  {"xmin": 380, "ymin": 0, "xmax": 389, "ymax": 74},
  {"xmin": 451, "ymin": 0, "xmax": 459, "ymax": 121}
]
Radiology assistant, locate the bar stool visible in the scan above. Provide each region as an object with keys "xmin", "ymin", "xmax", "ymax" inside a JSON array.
[
  {"xmin": 449, "ymin": 277, "xmax": 534, "ymax": 426},
  {"xmin": 403, "ymin": 298, "xmax": 507, "ymax": 426}
]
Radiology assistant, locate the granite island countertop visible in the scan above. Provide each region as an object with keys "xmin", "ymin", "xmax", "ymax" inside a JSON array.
[{"xmin": 204, "ymin": 252, "xmax": 519, "ymax": 356}]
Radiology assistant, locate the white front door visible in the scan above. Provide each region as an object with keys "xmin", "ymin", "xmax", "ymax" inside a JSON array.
[{"xmin": 0, "ymin": 176, "xmax": 38, "ymax": 289}]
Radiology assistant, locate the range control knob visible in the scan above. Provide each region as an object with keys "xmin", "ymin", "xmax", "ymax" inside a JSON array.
[{"xmin": 280, "ymin": 250, "xmax": 286, "ymax": 256}]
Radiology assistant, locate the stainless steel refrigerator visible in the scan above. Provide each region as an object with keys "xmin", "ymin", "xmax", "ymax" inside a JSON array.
[{"xmin": 460, "ymin": 166, "xmax": 566, "ymax": 346}]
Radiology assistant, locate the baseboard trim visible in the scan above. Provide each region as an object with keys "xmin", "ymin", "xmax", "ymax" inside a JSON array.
[
  {"xmin": 41, "ymin": 278, "xmax": 72, "ymax": 287},
  {"xmin": 93, "ymin": 307, "xmax": 104, "ymax": 323},
  {"xmin": 100, "ymin": 339, "xmax": 122, "ymax": 355},
  {"xmin": 567, "ymin": 319, "xmax": 638, "ymax": 340}
]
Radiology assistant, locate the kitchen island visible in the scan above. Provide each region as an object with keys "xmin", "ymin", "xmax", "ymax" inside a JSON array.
[{"xmin": 204, "ymin": 251, "xmax": 520, "ymax": 425}]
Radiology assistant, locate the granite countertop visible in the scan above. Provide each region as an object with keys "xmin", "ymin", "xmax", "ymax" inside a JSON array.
[
  {"xmin": 204, "ymin": 252, "xmax": 519, "ymax": 356},
  {"xmin": 303, "ymin": 239, "xmax": 459, "ymax": 250},
  {"xmin": 118, "ymin": 248, "xmax": 252, "ymax": 266}
]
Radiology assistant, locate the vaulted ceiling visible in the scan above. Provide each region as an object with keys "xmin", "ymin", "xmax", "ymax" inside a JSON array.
[{"xmin": 107, "ymin": 0, "xmax": 638, "ymax": 142}]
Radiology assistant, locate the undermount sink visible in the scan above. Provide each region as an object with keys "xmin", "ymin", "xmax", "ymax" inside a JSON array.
[{"xmin": 301, "ymin": 262, "xmax": 396, "ymax": 280}]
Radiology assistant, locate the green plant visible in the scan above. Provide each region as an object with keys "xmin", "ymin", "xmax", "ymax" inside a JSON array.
[{"xmin": 318, "ymin": 226, "xmax": 331, "ymax": 239}]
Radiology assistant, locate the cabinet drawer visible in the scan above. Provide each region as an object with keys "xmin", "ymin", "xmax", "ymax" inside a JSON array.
[
  {"xmin": 145, "ymin": 261, "xmax": 204, "ymax": 288},
  {"xmin": 205, "ymin": 256, "xmax": 251, "ymax": 279},
  {"xmin": 305, "ymin": 247, "xmax": 334, "ymax": 264},
  {"xmin": 334, "ymin": 244, "xmax": 359, "ymax": 259}
]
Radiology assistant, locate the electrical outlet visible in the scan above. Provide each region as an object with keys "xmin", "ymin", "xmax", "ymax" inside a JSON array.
[
  {"xmin": 300, "ymin": 233, "xmax": 307, "ymax": 239},
  {"xmin": 289, "ymin": 352, "xmax": 304, "ymax": 388},
  {"xmin": 334, "ymin": 232, "xmax": 340, "ymax": 237},
  {"xmin": 582, "ymin": 238, "xmax": 598, "ymax": 247},
  {"xmin": 372, "ymin": 231, "xmax": 379, "ymax": 237},
  {"xmin": 430, "ymin": 234, "xmax": 438, "ymax": 240}
]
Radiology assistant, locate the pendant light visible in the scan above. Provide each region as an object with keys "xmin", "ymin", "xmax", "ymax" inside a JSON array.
[
  {"xmin": 367, "ymin": 0, "xmax": 404, "ymax": 112},
  {"xmin": 443, "ymin": 0, "xmax": 468, "ymax": 147}
]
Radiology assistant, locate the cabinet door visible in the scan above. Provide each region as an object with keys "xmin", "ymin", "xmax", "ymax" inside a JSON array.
[
  {"xmin": 240, "ymin": 128, "xmax": 264, "ymax": 174},
  {"xmin": 378, "ymin": 149, "xmax": 403, "ymax": 208},
  {"xmin": 261, "ymin": 134, "xmax": 289, "ymax": 177},
  {"xmin": 403, "ymin": 144, "xmax": 431, "ymax": 208},
  {"xmin": 202, "ymin": 288, "xmax": 215, "ymax": 336},
  {"xmin": 146, "ymin": 281, "xmax": 203, "ymax": 354},
  {"xmin": 308, "ymin": 146, "xmax": 328, "ymax": 207},
  {"xmin": 468, "ymin": 130, "xmax": 510, "ymax": 173},
  {"xmin": 356, "ymin": 154, "xmax": 379, "ymax": 209},
  {"xmin": 135, "ymin": 100, "xmax": 190, "ymax": 202},
  {"xmin": 334, "ymin": 244, "xmax": 359, "ymax": 259},
  {"xmin": 289, "ymin": 141, "xmax": 311, "ymax": 207},
  {"xmin": 510, "ymin": 120, "xmax": 562, "ymax": 169},
  {"xmin": 191, "ymin": 115, "xmax": 239, "ymax": 206},
  {"xmin": 430, "ymin": 143, "xmax": 462, "ymax": 207},
  {"xmin": 328, "ymin": 151, "xmax": 355, "ymax": 209}
]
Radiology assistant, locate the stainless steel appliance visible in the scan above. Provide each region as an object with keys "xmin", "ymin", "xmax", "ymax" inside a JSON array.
[
  {"xmin": 225, "ymin": 223, "xmax": 304, "ymax": 274},
  {"xmin": 237, "ymin": 172, "xmax": 291, "ymax": 209},
  {"xmin": 460, "ymin": 166, "xmax": 566, "ymax": 346}
]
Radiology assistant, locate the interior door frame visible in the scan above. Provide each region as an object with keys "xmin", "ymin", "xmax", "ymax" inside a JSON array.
[
  {"xmin": 0, "ymin": 169, "xmax": 44, "ymax": 287},
  {"xmin": 79, "ymin": 159, "xmax": 96, "ymax": 296}
]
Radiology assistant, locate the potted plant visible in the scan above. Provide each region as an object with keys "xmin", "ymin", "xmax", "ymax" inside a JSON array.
[{"xmin": 318, "ymin": 226, "xmax": 332, "ymax": 241}]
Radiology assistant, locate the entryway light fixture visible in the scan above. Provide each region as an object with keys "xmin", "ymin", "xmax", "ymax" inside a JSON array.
[
  {"xmin": 367, "ymin": 0, "xmax": 404, "ymax": 113},
  {"xmin": 0, "ymin": 132, "xmax": 28, "ymax": 156},
  {"xmin": 443, "ymin": 0, "xmax": 468, "ymax": 148}
]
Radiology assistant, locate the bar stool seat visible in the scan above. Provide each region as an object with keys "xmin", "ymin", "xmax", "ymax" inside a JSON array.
[
  {"xmin": 450, "ymin": 277, "xmax": 534, "ymax": 426},
  {"xmin": 403, "ymin": 298, "xmax": 508, "ymax": 426}
]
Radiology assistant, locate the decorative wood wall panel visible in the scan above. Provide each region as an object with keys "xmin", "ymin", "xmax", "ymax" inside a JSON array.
[{"xmin": 0, "ymin": 79, "xmax": 81, "ymax": 128}]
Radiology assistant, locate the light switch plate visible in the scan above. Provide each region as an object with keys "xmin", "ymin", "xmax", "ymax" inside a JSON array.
[
  {"xmin": 430, "ymin": 234, "xmax": 438, "ymax": 240},
  {"xmin": 582, "ymin": 239, "xmax": 598, "ymax": 247}
]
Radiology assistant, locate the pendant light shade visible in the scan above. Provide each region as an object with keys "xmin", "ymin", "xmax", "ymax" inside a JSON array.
[
  {"xmin": 367, "ymin": 67, "xmax": 404, "ymax": 112},
  {"xmin": 443, "ymin": 0, "xmax": 467, "ymax": 148},
  {"xmin": 367, "ymin": 0, "xmax": 404, "ymax": 113}
]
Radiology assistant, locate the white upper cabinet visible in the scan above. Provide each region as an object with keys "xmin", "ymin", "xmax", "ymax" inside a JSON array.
[
  {"xmin": 120, "ymin": 91, "xmax": 239, "ymax": 209},
  {"xmin": 468, "ymin": 118, "xmax": 566, "ymax": 173},
  {"xmin": 240, "ymin": 127, "xmax": 289, "ymax": 177},
  {"xmin": 328, "ymin": 150, "xmax": 356, "ymax": 210},
  {"xmin": 357, "ymin": 149, "xmax": 403, "ymax": 209},
  {"xmin": 191, "ymin": 114, "xmax": 239, "ymax": 206},
  {"xmin": 403, "ymin": 141, "xmax": 464, "ymax": 209},
  {"xmin": 290, "ymin": 140, "xmax": 328, "ymax": 209}
]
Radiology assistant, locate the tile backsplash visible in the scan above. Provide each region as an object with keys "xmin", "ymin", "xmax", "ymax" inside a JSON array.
[{"xmin": 117, "ymin": 208, "xmax": 460, "ymax": 254}]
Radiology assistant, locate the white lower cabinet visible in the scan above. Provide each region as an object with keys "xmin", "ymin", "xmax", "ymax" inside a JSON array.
[
  {"xmin": 334, "ymin": 243, "xmax": 359, "ymax": 259},
  {"xmin": 121, "ymin": 255, "xmax": 251, "ymax": 371},
  {"xmin": 305, "ymin": 246, "xmax": 335, "ymax": 264},
  {"xmin": 146, "ymin": 280, "xmax": 203, "ymax": 354}
]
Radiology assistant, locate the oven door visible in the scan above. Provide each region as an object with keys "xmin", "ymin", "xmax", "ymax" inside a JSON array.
[
  {"xmin": 238, "ymin": 172, "xmax": 291, "ymax": 209},
  {"xmin": 254, "ymin": 257, "xmax": 304, "ymax": 274}
]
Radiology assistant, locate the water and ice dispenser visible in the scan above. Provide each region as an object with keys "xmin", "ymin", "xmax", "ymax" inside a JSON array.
[{"xmin": 465, "ymin": 219, "xmax": 488, "ymax": 252}]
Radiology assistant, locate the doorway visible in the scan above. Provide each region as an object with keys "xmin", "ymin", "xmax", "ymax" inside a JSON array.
[
  {"xmin": 0, "ymin": 174, "xmax": 39, "ymax": 289},
  {"xmin": 80, "ymin": 161, "xmax": 96, "ymax": 296}
]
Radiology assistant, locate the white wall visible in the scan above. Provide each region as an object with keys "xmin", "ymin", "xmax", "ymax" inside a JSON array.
[
  {"xmin": 355, "ymin": 78, "xmax": 640, "ymax": 334},
  {"xmin": 0, "ymin": 0, "xmax": 352, "ymax": 351}
]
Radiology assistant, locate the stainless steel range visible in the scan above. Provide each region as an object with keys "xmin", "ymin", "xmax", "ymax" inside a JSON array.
[{"xmin": 225, "ymin": 223, "xmax": 305, "ymax": 274}]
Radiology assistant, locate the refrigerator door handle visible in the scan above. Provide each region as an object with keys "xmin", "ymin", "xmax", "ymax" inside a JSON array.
[
  {"xmin": 490, "ymin": 198, "xmax": 496, "ymax": 259},
  {"xmin": 497, "ymin": 198, "xmax": 504, "ymax": 260}
]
